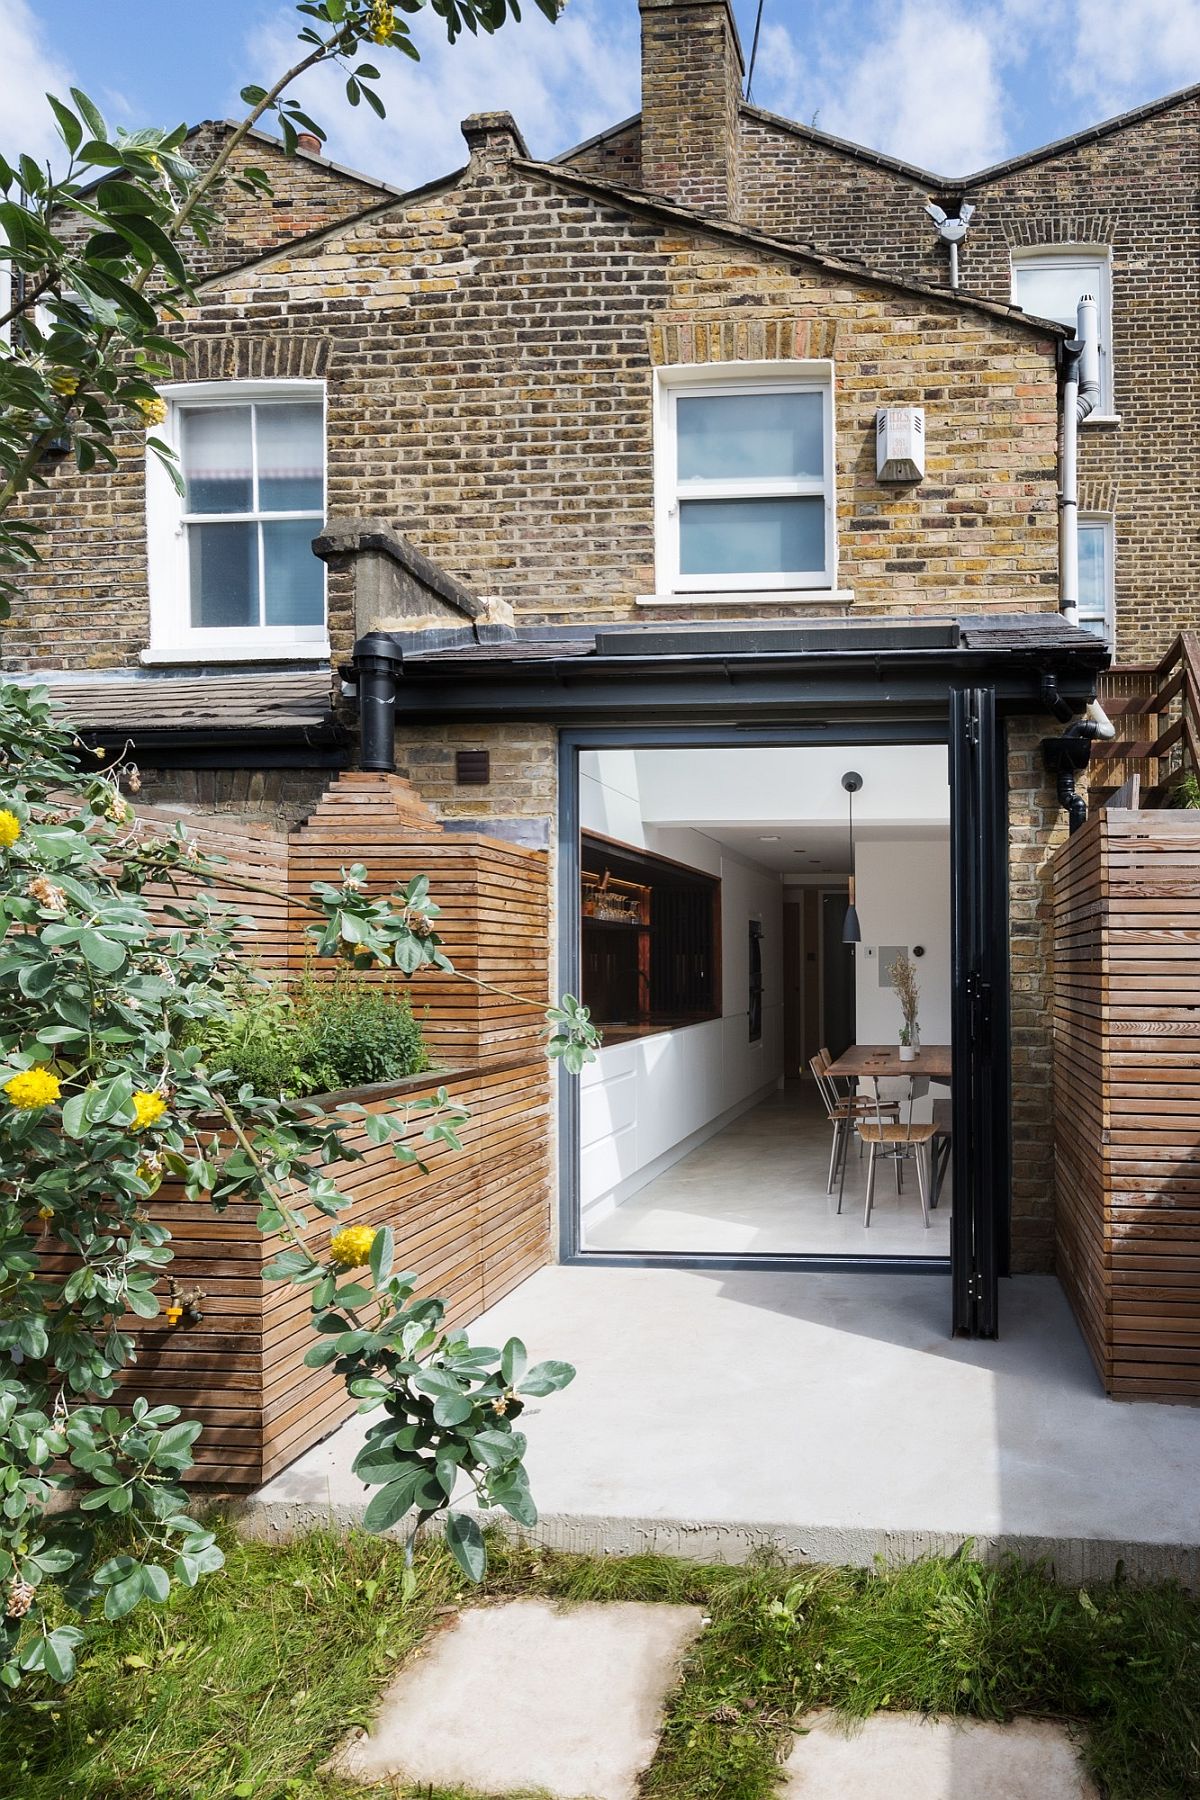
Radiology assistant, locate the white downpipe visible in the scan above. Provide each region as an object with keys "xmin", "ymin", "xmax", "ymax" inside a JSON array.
[
  {"xmin": 1085, "ymin": 697, "xmax": 1116, "ymax": 739},
  {"xmin": 1059, "ymin": 292, "xmax": 1101, "ymax": 626},
  {"xmin": 1058, "ymin": 294, "xmax": 1115, "ymax": 735}
]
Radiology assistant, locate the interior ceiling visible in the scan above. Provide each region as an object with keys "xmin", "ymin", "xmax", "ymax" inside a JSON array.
[{"xmin": 690, "ymin": 820, "xmax": 946, "ymax": 874}]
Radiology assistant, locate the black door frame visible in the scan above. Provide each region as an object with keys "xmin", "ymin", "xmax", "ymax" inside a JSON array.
[{"xmin": 557, "ymin": 707, "xmax": 1010, "ymax": 1322}]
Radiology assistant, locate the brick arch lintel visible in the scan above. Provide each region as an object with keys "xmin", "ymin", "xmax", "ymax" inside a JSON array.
[
  {"xmin": 647, "ymin": 316, "xmax": 839, "ymax": 366},
  {"xmin": 1079, "ymin": 477, "xmax": 1119, "ymax": 514},
  {"xmin": 179, "ymin": 334, "xmax": 334, "ymax": 383},
  {"xmin": 1002, "ymin": 214, "xmax": 1116, "ymax": 249}
]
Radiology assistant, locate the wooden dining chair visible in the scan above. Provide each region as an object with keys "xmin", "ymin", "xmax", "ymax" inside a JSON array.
[
  {"xmin": 856, "ymin": 1075, "xmax": 938, "ymax": 1229},
  {"xmin": 810, "ymin": 1055, "xmax": 899, "ymax": 1198}
]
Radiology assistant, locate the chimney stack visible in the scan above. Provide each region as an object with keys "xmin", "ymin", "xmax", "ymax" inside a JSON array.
[{"xmin": 638, "ymin": 0, "xmax": 744, "ymax": 219}]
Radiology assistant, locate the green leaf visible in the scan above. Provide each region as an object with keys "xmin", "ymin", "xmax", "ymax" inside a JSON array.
[
  {"xmin": 70, "ymin": 87, "xmax": 107, "ymax": 140},
  {"xmin": 432, "ymin": 1393, "xmax": 473, "ymax": 1428},
  {"xmin": 470, "ymin": 1428, "xmax": 522, "ymax": 1469},
  {"xmin": 361, "ymin": 1467, "xmax": 425, "ymax": 1532},
  {"xmin": 445, "ymin": 1511, "xmax": 486, "ymax": 1582},
  {"xmin": 103, "ymin": 1568, "xmax": 145, "ymax": 1620},
  {"xmin": 60, "ymin": 1091, "xmax": 89, "ymax": 1139},
  {"xmin": 368, "ymin": 1224, "xmax": 394, "ymax": 1286},
  {"xmin": 78, "ymin": 928, "xmax": 126, "ymax": 973},
  {"xmin": 490, "ymin": 1471, "xmax": 537, "ymax": 1528},
  {"xmin": 518, "ymin": 1360, "xmax": 575, "ymax": 1397},
  {"xmin": 501, "ymin": 1337, "xmax": 526, "ymax": 1386},
  {"xmin": 42, "ymin": 1629, "xmax": 80, "ymax": 1684},
  {"xmin": 47, "ymin": 95, "xmax": 83, "ymax": 155},
  {"xmin": 141, "ymin": 1563, "xmax": 170, "ymax": 1604}
]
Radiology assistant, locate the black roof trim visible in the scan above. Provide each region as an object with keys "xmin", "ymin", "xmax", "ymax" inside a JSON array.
[
  {"xmin": 513, "ymin": 158, "xmax": 1068, "ymax": 339},
  {"xmin": 558, "ymin": 79, "xmax": 1200, "ymax": 193},
  {"xmin": 211, "ymin": 118, "xmax": 411, "ymax": 197},
  {"xmin": 189, "ymin": 162, "xmax": 469, "ymax": 294},
  {"xmin": 552, "ymin": 111, "xmax": 642, "ymax": 165},
  {"xmin": 739, "ymin": 103, "xmax": 949, "ymax": 189},
  {"xmin": 962, "ymin": 78, "xmax": 1200, "ymax": 185}
]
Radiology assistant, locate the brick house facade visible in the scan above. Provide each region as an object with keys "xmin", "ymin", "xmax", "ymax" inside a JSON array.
[
  {"xmin": 5, "ymin": 0, "xmax": 1155, "ymax": 1299},
  {"xmin": 570, "ymin": 2, "xmax": 1200, "ymax": 665}
]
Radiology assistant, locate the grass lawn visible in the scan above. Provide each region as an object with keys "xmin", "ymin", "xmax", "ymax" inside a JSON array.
[{"xmin": 1, "ymin": 1527, "xmax": 1198, "ymax": 1800}]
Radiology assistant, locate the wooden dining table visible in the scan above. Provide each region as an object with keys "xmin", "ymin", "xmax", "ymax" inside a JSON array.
[
  {"xmin": 823, "ymin": 1044, "xmax": 953, "ymax": 1209},
  {"xmin": 824, "ymin": 1043, "xmax": 952, "ymax": 1081}
]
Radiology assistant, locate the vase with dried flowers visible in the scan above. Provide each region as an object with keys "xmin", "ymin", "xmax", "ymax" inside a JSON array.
[{"xmin": 891, "ymin": 951, "xmax": 920, "ymax": 1061}]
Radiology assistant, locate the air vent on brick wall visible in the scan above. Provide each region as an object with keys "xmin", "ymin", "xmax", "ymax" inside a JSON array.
[{"xmin": 455, "ymin": 749, "xmax": 491, "ymax": 786}]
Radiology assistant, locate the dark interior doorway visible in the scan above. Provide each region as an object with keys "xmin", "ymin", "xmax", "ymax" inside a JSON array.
[{"xmin": 820, "ymin": 888, "xmax": 855, "ymax": 1061}]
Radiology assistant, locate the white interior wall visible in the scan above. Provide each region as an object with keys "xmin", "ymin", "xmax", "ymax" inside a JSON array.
[
  {"xmin": 853, "ymin": 835, "xmax": 952, "ymax": 1047},
  {"xmin": 578, "ymin": 752, "xmax": 784, "ymax": 1223},
  {"xmin": 635, "ymin": 745, "xmax": 949, "ymax": 833}
]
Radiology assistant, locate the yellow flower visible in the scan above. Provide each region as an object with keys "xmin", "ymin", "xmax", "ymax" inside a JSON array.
[
  {"xmin": 36, "ymin": 1205, "xmax": 54, "ymax": 1222},
  {"xmin": 50, "ymin": 375, "xmax": 80, "ymax": 398},
  {"xmin": 0, "ymin": 810, "xmax": 20, "ymax": 848},
  {"xmin": 131, "ymin": 1090, "xmax": 167, "ymax": 1131},
  {"xmin": 4, "ymin": 1067, "xmax": 61, "ymax": 1110},
  {"xmin": 329, "ymin": 1224, "xmax": 377, "ymax": 1269},
  {"xmin": 135, "ymin": 396, "xmax": 167, "ymax": 428},
  {"xmin": 367, "ymin": 0, "xmax": 395, "ymax": 44}
]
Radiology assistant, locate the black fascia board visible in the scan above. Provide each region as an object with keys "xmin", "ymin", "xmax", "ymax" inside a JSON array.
[
  {"xmin": 379, "ymin": 640, "xmax": 1104, "ymax": 725},
  {"xmin": 75, "ymin": 726, "xmax": 350, "ymax": 769}
]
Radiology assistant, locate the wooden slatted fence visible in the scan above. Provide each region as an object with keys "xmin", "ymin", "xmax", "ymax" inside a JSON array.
[
  {"xmin": 116, "ymin": 774, "xmax": 554, "ymax": 1485},
  {"xmin": 1052, "ymin": 809, "xmax": 1200, "ymax": 1401}
]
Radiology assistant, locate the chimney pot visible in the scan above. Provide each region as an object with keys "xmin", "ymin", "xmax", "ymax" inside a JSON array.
[{"xmin": 295, "ymin": 132, "xmax": 322, "ymax": 155}]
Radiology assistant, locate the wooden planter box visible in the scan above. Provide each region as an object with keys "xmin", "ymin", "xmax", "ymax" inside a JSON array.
[
  {"xmin": 1052, "ymin": 809, "xmax": 1200, "ymax": 1401},
  {"xmin": 119, "ymin": 1052, "xmax": 552, "ymax": 1486}
]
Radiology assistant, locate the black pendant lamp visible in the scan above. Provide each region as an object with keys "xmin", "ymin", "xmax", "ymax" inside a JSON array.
[{"xmin": 841, "ymin": 771, "xmax": 863, "ymax": 943}]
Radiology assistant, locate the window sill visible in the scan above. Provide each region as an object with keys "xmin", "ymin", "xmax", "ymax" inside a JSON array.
[
  {"xmin": 1082, "ymin": 414, "xmax": 1122, "ymax": 428},
  {"xmin": 637, "ymin": 589, "xmax": 855, "ymax": 608},
  {"xmin": 140, "ymin": 642, "xmax": 331, "ymax": 666}
]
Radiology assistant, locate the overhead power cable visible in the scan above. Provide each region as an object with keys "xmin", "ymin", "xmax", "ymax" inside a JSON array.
[{"xmin": 745, "ymin": 0, "xmax": 766, "ymax": 102}]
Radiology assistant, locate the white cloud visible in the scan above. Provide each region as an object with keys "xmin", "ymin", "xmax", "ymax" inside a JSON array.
[
  {"xmin": 755, "ymin": 0, "xmax": 1009, "ymax": 174},
  {"xmin": 0, "ymin": 0, "xmax": 76, "ymax": 168},
  {"xmin": 1066, "ymin": 0, "xmax": 1200, "ymax": 117},
  {"xmin": 241, "ymin": 0, "xmax": 640, "ymax": 190}
]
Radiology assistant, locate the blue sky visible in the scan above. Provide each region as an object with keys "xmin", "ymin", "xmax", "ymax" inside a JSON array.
[{"xmin": 6, "ymin": 0, "xmax": 1200, "ymax": 188}]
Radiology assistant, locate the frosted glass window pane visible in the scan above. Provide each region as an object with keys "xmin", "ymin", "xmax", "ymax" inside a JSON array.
[
  {"xmin": 263, "ymin": 519, "xmax": 324, "ymax": 626},
  {"xmin": 679, "ymin": 497, "xmax": 825, "ymax": 576},
  {"xmin": 1078, "ymin": 523, "xmax": 1108, "ymax": 630},
  {"xmin": 677, "ymin": 391, "xmax": 823, "ymax": 481},
  {"xmin": 257, "ymin": 403, "xmax": 324, "ymax": 512},
  {"xmin": 188, "ymin": 522, "xmax": 258, "ymax": 627},
  {"xmin": 181, "ymin": 407, "xmax": 253, "ymax": 514},
  {"xmin": 1013, "ymin": 261, "xmax": 1102, "ymax": 330}
]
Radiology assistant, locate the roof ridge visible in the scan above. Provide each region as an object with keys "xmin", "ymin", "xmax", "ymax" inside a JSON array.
[
  {"xmin": 513, "ymin": 156, "xmax": 1068, "ymax": 339},
  {"xmin": 557, "ymin": 78, "xmax": 1200, "ymax": 191}
]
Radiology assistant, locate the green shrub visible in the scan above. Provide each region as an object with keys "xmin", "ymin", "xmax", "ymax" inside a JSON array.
[{"xmin": 197, "ymin": 970, "xmax": 430, "ymax": 1099}]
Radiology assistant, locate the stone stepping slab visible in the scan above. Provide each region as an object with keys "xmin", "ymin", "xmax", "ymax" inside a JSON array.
[
  {"xmin": 783, "ymin": 1710, "xmax": 1099, "ymax": 1797},
  {"xmin": 328, "ymin": 1596, "xmax": 704, "ymax": 1800}
]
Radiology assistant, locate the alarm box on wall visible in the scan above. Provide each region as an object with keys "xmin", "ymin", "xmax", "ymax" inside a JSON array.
[{"xmin": 876, "ymin": 407, "xmax": 925, "ymax": 482}]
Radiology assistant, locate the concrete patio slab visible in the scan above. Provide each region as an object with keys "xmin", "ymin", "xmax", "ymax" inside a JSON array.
[
  {"xmin": 327, "ymin": 1597, "xmax": 703, "ymax": 1799},
  {"xmin": 242, "ymin": 1268, "xmax": 1200, "ymax": 1585},
  {"xmin": 783, "ymin": 1711, "xmax": 1098, "ymax": 1797}
]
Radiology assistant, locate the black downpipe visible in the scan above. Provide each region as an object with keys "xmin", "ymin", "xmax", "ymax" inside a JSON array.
[
  {"xmin": 348, "ymin": 632, "xmax": 402, "ymax": 773},
  {"xmin": 1042, "ymin": 720, "xmax": 1101, "ymax": 833}
]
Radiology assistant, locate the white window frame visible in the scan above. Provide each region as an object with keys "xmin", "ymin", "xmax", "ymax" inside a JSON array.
[
  {"xmin": 144, "ymin": 378, "xmax": 328, "ymax": 663},
  {"xmin": 1078, "ymin": 513, "xmax": 1115, "ymax": 644},
  {"xmin": 653, "ymin": 361, "xmax": 837, "ymax": 595},
  {"xmin": 1010, "ymin": 246, "xmax": 1116, "ymax": 419}
]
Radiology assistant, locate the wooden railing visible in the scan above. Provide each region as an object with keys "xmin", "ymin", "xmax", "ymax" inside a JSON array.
[{"xmin": 1093, "ymin": 633, "xmax": 1200, "ymax": 805}]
